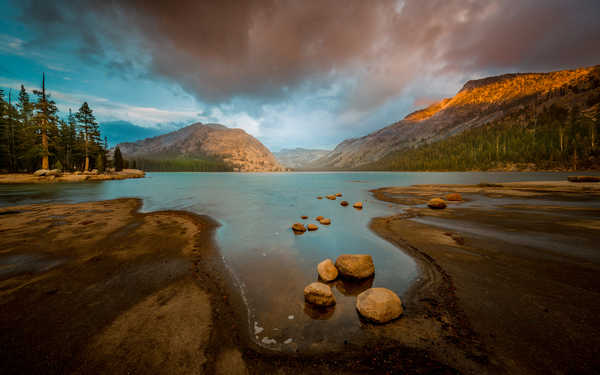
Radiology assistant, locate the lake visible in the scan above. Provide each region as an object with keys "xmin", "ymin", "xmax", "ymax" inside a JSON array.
[{"xmin": 0, "ymin": 171, "xmax": 581, "ymax": 351}]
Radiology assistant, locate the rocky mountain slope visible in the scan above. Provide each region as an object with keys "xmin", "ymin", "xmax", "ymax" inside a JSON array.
[
  {"xmin": 311, "ymin": 65, "xmax": 600, "ymax": 169},
  {"xmin": 274, "ymin": 148, "xmax": 330, "ymax": 169},
  {"xmin": 118, "ymin": 123, "xmax": 284, "ymax": 172}
]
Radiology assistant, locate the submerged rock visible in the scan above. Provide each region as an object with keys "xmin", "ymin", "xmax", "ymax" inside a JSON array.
[
  {"xmin": 335, "ymin": 254, "xmax": 374, "ymax": 279},
  {"xmin": 307, "ymin": 223, "xmax": 318, "ymax": 231},
  {"xmin": 326, "ymin": 195, "xmax": 337, "ymax": 200},
  {"xmin": 335, "ymin": 193, "xmax": 343, "ymax": 197},
  {"xmin": 317, "ymin": 196, "xmax": 323, "ymax": 199},
  {"xmin": 319, "ymin": 218, "xmax": 331, "ymax": 225},
  {"xmin": 304, "ymin": 282, "xmax": 336, "ymax": 306},
  {"xmin": 301, "ymin": 215, "xmax": 308, "ymax": 219},
  {"xmin": 445, "ymin": 193, "xmax": 462, "ymax": 201},
  {"xmin": 353, "ymin": 202, "xmax": 363, "ymax": 209},
  {"xmin": 427, "ymin": 198, "xmax": 447, "ymax": 209},
  {"xmin": 315, "ymin": 215, "xmax": 324, "ymax": 221},
  {"xmin": 317, "ymin": 259, "xmax": 338, "ymax": 282},
  {"xmin": 356, "ymin": 288, "xmax": 403, "ymax": 323},
  {"xmin": 340, "ymin": 201, "xmax": 349, "ymax": 206},
  {"xmin": 291, "ymin": 223, "xmax": 306, "ymax": 233}
]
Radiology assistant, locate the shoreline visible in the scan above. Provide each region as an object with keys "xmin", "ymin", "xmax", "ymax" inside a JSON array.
[
  {"xmin": 0, "ymin": 169, "xmax": 145, "ymax": 184},
  {"xmin": 370, "ymin": 181, "xmax": 600, "ymax": 374}
]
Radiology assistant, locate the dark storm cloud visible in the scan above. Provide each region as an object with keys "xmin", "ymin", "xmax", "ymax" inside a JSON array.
[{"xmin": 15, "ymin": 0, "xmax": 600, "ymax": 108}]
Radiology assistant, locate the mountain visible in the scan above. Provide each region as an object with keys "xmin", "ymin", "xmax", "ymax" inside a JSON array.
[
  {"xmin": 100, "ymin": 121, "xmax": 168, "ymax": 147},
  {"xmin": 274, "ymin": 148, "xmax": 330, "ymax": 169},
  {"xmin": 311, "ymin": 65, "xmax": 600, "ymax": 170},
  {"xmin": 118, "ymin": 123, "xmax": 284, "ymax": 172}
]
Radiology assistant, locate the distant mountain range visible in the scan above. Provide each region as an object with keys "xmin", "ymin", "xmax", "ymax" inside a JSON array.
[
  {"xmin": 118, "ymin": 123, "xmax": 284, "ymax": 172},
  {"xmin": 310, "ymin": 65, "xmax": 600, "ymax": 170},
  {"xmin": 274, "ymin": 148, "xmax": 330, "ymax": 169}
]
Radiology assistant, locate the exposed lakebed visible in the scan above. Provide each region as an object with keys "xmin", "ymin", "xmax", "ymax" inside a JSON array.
[{"xmin": 0, "ymin": 171, "xmax": 587, "ymax": 351}]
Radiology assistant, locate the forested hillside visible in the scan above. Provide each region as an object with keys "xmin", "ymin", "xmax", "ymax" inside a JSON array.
[{"xmin": 367, "ymin": 100, "xmax": 600, "ymax": 171}]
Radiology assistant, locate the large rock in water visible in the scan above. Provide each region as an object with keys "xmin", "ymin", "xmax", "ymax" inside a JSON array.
[
  {"xmin": 317, "ymin": 259, "xmax": 338, "ymax": 282},
  {"xmin": 319, "ymin": 218, "xmax": 331, "ymax": 225},
  {"xmin": 356, "ymin": 288, "xmax": 403, "ymax": 323},
  {"xmin": 291, "ymin": 223, "xmax": 306, "ymax": 233},
  {"xmin": 307, "ymin": 224, "xmax": 318, "ymax": 231},
  {"xmin": 353, "ymin": 202, "xmax": 363, "ymax": 209},
  {"xmin": 335, "ymin": 254, "xmax": 374, "ymax": 279},
  {"xmin": 33, "ymin": 169, "xmax": 49, "ymax": 176},
  {"xmin": 427, "ymin": 198, "xmax": 447, "ymax": 209},
  {"xmin": 304, "ymin": 282, "xmax": 336, "ymax": 306},
  {"xmin": 445, "ymin": 193, "xmax": 462, "ymax": 201}
]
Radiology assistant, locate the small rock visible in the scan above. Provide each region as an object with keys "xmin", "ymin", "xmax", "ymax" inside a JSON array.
[
  {"xmin": 91, "ymin": 169, "xmax": 99, "ymax": 175},
  {"xmin": 304, "ymin": 282, "xmax": 336, "ymax": 306},
  {"xmin": 335, "ymin": 254, "xmax": 374, "ymax": 279},
  {"xmin": 445, "ymin": 193, "xmax": 462, "ymax": 201},
  {"xmin": 326, "ymin": 195, "xmax": 337, "ymax": 200},
  {"xmin": 315, "ymin": 215, "xmax": 324, "ymax": 221},
  {"xmin": 353, "ymin": 202, "xmax": 363, "ymax": 209},
  {"xmin": 301, "ymin": 215, "xmax": 308, "ymax": 219},
  {"xmin": 317, "ymin": 196, "xmax": 323, "ymax": 199},
  {"xmin": 319, "ymin": 218, "xmax": 331, "ymax": 225},
  {"xmin": 317, "ymin": 259, "xmax": 338, "ymax": 281},
  {"xmin": 356, "ymin": 288, "xmax": 403, "ymax": 323},
  {"xmin": 291, "ymin": 223, "xmax": 306, "ymax": 233},
  {"xmin": 340, "ymin": 201, "xmax": 349, "ymax": 206},
  {"xmin": 427, "ymin": 198, "xmax": 447, "ymax": 209},
  {"xmin": 335, "ymin": 193, "xmax": 343, "ymax": 197},
  {"xmin": 33, "ymin": 169, "xmax": 49, "ymax": 176},
  {"xmin": 307, "ymin": 224, "xmax": 318, "ymax": 231}
]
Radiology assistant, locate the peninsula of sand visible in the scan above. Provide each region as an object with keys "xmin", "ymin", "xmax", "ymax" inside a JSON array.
[{"xmin": 0, "ymin": 169, "xmax": 145, "ymax": 184}]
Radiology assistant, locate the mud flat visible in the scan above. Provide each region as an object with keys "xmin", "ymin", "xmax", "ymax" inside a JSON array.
[
  {"xmin": 0, "ymin": 169, "xmax": 145, "ymax": 184},
  {"xmin": 371, "ymin": 181, "xmax": 600, "ymax": 374}
]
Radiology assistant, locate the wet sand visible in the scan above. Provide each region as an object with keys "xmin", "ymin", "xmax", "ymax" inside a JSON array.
[{"xmin": 371, "ymin": 181, "xmax": 600, "ymax": 374}]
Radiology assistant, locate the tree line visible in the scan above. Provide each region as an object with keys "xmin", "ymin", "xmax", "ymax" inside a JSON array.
[
  {"xmin": 0, "ymin": 74, "xmax": 116, "ymax": 173},
  {"xmin": 368, "ymin": 102, "xmax": 600, "ymax": 171}
]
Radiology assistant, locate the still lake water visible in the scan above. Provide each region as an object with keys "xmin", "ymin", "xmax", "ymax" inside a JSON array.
[{"xmin": 0, "ymin": 171, "xmax": 584, "ymax": 350}]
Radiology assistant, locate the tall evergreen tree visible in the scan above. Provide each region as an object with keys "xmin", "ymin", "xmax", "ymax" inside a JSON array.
[
  {"xmin": 75, "ymin": 102, "xmax": 99, "ymax": 171},
  {"xmin": 0, "ymin": 89, "xmax": 7, "ymax": 170},
  {"xmin": 114, "ymin": 145, "xmax": 123, "ymax": 171},
  {"xmin": 32, "ymin": 73, "xmax": 59, "ymax": 170}
]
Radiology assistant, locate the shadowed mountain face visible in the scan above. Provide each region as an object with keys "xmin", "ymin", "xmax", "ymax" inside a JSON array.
[
  {"xmin": 118, "ymin": 123, "xmax": 284, "ymax": 172},
  {"xmin": 311, "ymin": 65, "xmax": 600, "ymax": 169},
  {"xmin": 274, "ymin": 148, "xmax": 330, "ymax": 169}
]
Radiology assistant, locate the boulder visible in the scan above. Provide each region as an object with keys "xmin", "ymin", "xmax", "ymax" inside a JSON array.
[
  {"xmin": 326, "ymin": 195, "xmax": 337, "ymax": 200},
  {"xmin": 427, "ymin": 198, "xmax": 447, "ymax": 209},
  {"xmin": 340, "ymin": 201, "xmax": 349, "ymax": 206},
  {"xmin": 74, "ymin": 171, "xmax": 82, "ymax": 175},
  {"xmin": 91, "ymin": 169, "xmax": 99, "ymax": 175},
  {"xmin": 319, "ymin": 218, "xmax": 331, "ymax": 225},
  {"xmin": 315, "ymin": 215, "xmax": 324, "ymax": 221},
  {"xmin": 356, "ymin": 288, "xmax": 403, "ymax": 323},
  {"xmin": 445, "ymin": 193, "xmax": 462, "ymax": 201},
  {"xmin": 335, "ymin": 193, "xmax": 343, "ymax": 197},
  {"xmin": 291, "ymin": 223, "xmax": 306, "ymax": 233},
  {"xmin": 307, "ymin": 224, "xmax": 318, "ymax": 231},
  {"xmin": 335, "ymin": 254, "xmax": 374, "ymax": 279},
  {"xmin": 301, "ymin": 215, "xmax": 308, "ymax": 219},
  {"xmin": 317, "ymin": 259, "xmax": 338, "ymax": 281},
  {"xmin": 304, "ymin": 282, "xmax": 336, "ymax": 306},
  {"xmin": 317, "ymin": 196, "xmax": 323, "ymax": 200},
  {"xmin": 353, "ymin": 202, "xmax": 363, "ymax": 209},
  {"xmin": 33, "ymin": 169, "xmax": 49, "ymax": 176},
  {"xmin": 46, "ymin": 169, "xmax": 61, "ymax": 177}
]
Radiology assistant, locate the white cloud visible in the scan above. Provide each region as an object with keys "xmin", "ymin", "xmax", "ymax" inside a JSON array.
[{"xmin": 206, "ymin": 107, "xmax": 262, "ymax": 137}]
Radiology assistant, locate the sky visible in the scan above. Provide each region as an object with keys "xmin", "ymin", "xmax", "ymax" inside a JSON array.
[{"xmin": 1, "ymin": 0, "xmax": 599, "ymax": 151}]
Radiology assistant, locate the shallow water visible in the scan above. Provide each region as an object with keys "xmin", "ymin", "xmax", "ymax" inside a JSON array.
[{"xmin": 0, "ymin": 171, "xmax": 586, "ymax": 350}]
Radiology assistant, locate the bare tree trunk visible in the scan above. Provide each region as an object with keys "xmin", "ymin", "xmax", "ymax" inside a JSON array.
[{"xmin": 42, "ymin": 119, "xmax": 49, "ymax": 169}]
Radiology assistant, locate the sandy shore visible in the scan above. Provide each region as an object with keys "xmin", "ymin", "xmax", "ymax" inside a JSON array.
[
  {"xmin": 371, "ymin": 181, "xmax": 600, "ymax": 374},
  {"xmin": 0, "ymin": 169, "xmax": 145, "ymax": 184}
]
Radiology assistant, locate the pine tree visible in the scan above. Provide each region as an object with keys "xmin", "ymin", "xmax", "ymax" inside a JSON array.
[
  {"xmin": 75, "ymin": 102, "xmax": 99, "ymax": 171},
  {"xmin": 32, "ymin": 73, "xmax": 59, "ymax": 170},
  {"xmin": 0, "ymin": 89, "xmax": 7, "ymax": 171},
  {"xmin": 114, "ymin": 145, "xmax": 123, "ymax": 171}
]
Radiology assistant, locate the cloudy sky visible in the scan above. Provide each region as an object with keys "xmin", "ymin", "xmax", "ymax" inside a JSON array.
[{"xmin": 1, "ymin": 0, "xmax": 599, "ymax": 150}]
